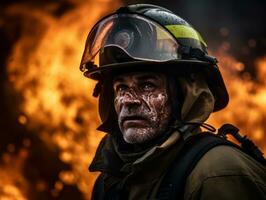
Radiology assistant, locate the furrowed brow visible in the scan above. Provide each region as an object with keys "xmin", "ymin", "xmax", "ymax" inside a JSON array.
[
  {"xmin": 136, "ymin": 74, "xmax": 159, "ymax": 81},
  {"xmin": 113, "ymin": 76, "xmax": 125, "ymax": 83}
]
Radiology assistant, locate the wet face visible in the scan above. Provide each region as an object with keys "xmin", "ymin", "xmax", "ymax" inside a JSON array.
[{"xmin": 113, "ymin": 72, "xmax": 172, "ymax": 144}]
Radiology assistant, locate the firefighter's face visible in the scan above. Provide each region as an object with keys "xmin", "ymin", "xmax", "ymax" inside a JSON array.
[{"xmin": 113, "ymin": 72, "xmax": 172, "ymax": 144}]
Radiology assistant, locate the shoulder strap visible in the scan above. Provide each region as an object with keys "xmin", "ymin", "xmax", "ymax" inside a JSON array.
[{"xmin": 156, "ymin": 132, "xmax": 238, "ymax": 200}]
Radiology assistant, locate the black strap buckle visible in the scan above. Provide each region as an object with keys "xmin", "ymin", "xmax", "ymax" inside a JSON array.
[{"xmin": 218, "ymin": 123, "xmax": 266, "ymax": 165}]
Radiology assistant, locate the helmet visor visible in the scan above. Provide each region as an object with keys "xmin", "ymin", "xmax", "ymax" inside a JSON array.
[{"xmin": 80, "ymin": 13, "xmax": 181, "ymax": 71}]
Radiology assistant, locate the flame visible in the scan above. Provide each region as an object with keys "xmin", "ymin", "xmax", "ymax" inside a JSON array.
[
  {"xmin": 5, "ymin": 0, "xmax": 121, "ymax": 199},
  {"xmin": 2, "ymin": 1, "xmax": 266, "ymax": 199},
  {"xmin": 0, "ymin": 149, "xmax": 29, "ymax": 200},
  {"xmin": 208, "ymin": 50, "xmax": 266, "ymax": 153}
]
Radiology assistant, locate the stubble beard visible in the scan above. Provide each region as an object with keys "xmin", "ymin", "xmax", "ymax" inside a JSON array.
[{"xmin": 119, "ymin": 93, "xmax": 171, "ymax": 144}]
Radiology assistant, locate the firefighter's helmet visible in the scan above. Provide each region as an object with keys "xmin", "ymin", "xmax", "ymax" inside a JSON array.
[{"xmin": 80, "ymin": 4, "xmax": 229, "ymax": 132}]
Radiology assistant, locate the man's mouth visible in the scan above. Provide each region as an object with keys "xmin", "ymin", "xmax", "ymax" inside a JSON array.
[{"xmin": 121, "ymin": 116, "xmax": 148, "ymax": 128}]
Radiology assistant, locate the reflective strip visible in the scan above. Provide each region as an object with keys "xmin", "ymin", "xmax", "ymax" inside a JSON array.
[{"xmin": 166, "ymin": 25, "xmax": 207, "ymax": 47}]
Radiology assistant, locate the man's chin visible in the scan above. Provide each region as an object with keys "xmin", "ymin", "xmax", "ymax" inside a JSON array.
[{"xmin": 122, "ymin": 127, "xmax": 154, "ymax": 144}]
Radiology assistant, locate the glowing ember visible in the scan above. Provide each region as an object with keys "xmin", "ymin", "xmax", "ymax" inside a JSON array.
[{"xmin": 0, "ymin": 151, "xmax": 29, "ymax": 200}]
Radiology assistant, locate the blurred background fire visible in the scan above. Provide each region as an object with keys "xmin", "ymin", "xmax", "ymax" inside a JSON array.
[{"xmin": 0, "ymin": 0, "xmax": 265, "ymax": 199}]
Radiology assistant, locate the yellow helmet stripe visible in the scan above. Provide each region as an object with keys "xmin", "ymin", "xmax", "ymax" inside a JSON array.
[{"xmin": 166, "ymin": 25, "xmax": 207, "ymax": 47}]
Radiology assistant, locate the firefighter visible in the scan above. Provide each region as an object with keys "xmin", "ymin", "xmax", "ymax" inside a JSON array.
[{"xmin": 80, "ymin": 4, "xmax": 266, "ymax": 200}]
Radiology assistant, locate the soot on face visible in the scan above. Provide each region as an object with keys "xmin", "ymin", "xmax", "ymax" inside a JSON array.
[{"xmin": 113, "ymin": 72, "xmax": 172, "ymax": 144}]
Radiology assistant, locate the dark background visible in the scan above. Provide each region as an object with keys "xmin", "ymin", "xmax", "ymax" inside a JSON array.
[
  {"xmin": 0, "ymin": 0, "xmax": 265, "ymax": 199},
  {"xmin": 124, "ymin": 0, "xmax": 266, "ymax": 73}
]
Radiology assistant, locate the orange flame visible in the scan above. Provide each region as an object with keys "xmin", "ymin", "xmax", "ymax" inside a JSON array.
[
  {"xmin": 5, "ymin": 0, "xmax": 121, "ymax": 199},
  {"xmin": 208, "ymin": 51, "xmax": 266, "ymax": 153},
  {"xmin": 0, "ymin": 149, "xmax": 29, "ymax": 200}
]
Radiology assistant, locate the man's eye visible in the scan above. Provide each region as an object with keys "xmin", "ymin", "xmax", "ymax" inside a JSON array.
[
  {"xmin": 141, "ymin": 82, "xmax": 156, "ymax": 91},
  {"xmin": 115, "ymin": 84, "xmax": 128, "ymax": 93}
]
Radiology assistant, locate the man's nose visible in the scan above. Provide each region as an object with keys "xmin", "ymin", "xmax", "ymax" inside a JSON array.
[{"xmin": 122, "ymin": 92, "xmax": 141, "ymax": 107}]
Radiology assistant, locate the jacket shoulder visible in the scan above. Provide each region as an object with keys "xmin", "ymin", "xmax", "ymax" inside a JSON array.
[
  {"xmin": 91, "ymin": 174, "xmax": 105, "ymax": 200},
  {"xmin": 185, "ymin": 145, "xmax": 266, "ymax": 199}
]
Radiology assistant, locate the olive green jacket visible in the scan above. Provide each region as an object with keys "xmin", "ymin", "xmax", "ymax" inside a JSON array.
[
  {"xmin": 184, "ymin": 143, "xmax": 266, "ymax": 200},
  {"xmin": 89, "ymin": 131, "xmax": 266, "ymax": 199}
]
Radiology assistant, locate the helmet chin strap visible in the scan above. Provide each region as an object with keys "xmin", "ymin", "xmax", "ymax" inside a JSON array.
[
  {"xmin": 170, "ymin": 119, "xmax": 216, "ymax": 140},
  {"xmin": 167, "ymin": 72, "xmax": 183, "ymax": 122}
]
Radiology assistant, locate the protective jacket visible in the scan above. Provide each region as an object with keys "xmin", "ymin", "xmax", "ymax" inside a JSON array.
[
  {"xmin": 89, "ymin": 73, "xmax": 266, "ymax": 200},
  {"xmin": 89, "ymin": 129, "xmax": 266, "ymax": 200}
]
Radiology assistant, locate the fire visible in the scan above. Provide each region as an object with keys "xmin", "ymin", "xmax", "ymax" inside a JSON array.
[
  {"xmin": 5, "ymin": 0, "xmax": 121, "ymax": 199},
  {"xmin": 0, "ymin": 149, "xmax": 29, "ymax": 200},
  {"xmin": 2, "ymin": 1, "xmax": 266, "ymax": 199},
  {"xmin": 208, "ymin": 51, "xmax": 266, "ymax": 153}
]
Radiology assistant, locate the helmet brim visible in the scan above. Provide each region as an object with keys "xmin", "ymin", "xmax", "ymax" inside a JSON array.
[{"xmin": 85, "ymin": 59, "xmax": 229, "ymax": 112}]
